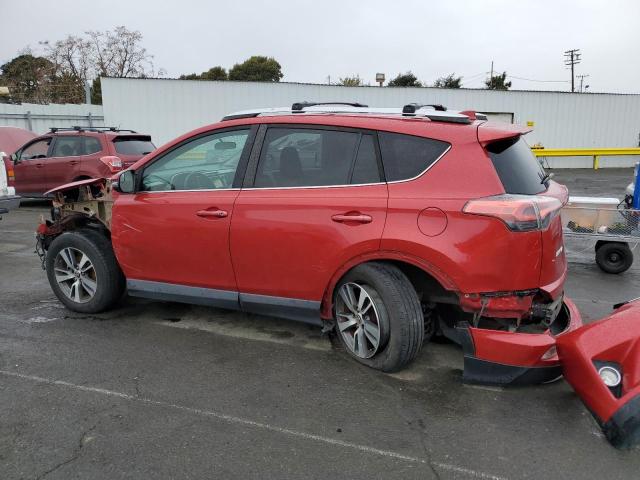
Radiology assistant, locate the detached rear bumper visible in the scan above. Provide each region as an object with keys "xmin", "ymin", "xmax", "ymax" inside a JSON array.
[
  {"xmin": 461, "ymin": 298, "xmax": 582, "ymax": 386},
  {"xmin": 556, "ymin": 299, "xmax": 640, "ymax": 449}
]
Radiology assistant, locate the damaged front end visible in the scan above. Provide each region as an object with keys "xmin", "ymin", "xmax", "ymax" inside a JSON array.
[{"xmin": 36, "ymin": 178, "xmax": 114, "ymax": 268}]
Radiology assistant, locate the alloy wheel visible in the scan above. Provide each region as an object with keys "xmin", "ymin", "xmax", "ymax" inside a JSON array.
[
  {"xmin": 335, "ymin": 282, "xmax": 382, "ymax": 358},
  {"xmin": 53, "ymin": 247, "xmax": 98, "ymax": 304}
]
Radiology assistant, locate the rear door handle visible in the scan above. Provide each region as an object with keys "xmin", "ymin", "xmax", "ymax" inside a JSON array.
[
  {"xmin": 331, "ymin": 213, "xmax": 372, "ymax": 224},
  {"xmin": 196, "ymin": 209, "xmax": 228, "ymax": 218},
  {"xmin": 69, "ymin": 160, "xmax": 79, "ymax": 165}
]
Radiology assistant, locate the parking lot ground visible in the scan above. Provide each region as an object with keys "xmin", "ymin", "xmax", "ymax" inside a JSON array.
[{"xmin": 1, "ymin": 169, "xmax": 639, "ymax": 479}]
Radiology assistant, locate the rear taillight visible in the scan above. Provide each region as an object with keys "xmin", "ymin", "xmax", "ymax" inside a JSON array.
[
  {"xmin": 99, "ymin": 156, "xmax": 123, "ymax": 173},
  {"xmin": 463, "ymin": 194, "xmax": 563, "ymax": 232}
]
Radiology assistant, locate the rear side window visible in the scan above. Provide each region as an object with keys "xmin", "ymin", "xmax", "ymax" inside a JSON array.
[
  {"xmin": 254, "ymin": 128, "xmax": 380, "ymax": 188},
  {"xmin": 83, "ymin": 137, "xmax": 102, "ymax": 155},
  {"xmin": 113, "ymin": 136, "xmax": 155, "ymax": 155},
  {"xmin": 487, "ymin": 137, "xmax": 546, "ymax": 195},
  {"xmin": 378, "ymin": 132, "xmax": 449, "ymax": 182}
]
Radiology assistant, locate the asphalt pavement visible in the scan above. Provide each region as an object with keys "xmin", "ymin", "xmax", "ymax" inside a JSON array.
[{"xmin": 1, "ymin": 168, "xmax": 639, "ymax": 479}]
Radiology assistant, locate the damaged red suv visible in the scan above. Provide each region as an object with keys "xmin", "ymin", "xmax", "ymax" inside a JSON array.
[{"xmin": 36, "ymin": 102, "xmax": 640, "ymax": 448}]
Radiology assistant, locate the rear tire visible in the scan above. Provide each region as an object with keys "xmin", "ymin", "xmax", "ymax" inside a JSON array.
[
  {"xmin": 46, "ymin": 229, "xmax": 125, "ymax": 313},
  {"xmin": 333, "ymin": 262, "xmax": 424, "ymax": 372},
  {"xmin": 595, "ymin": 242, "xmax": 633, "ymax": 274}
]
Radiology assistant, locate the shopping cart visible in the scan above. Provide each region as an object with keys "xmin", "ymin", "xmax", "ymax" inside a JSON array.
[{"xmin": 561, "ymin": 198, "xmax": 640, "ymax": 273}]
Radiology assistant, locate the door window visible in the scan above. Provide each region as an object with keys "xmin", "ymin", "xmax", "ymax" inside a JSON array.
[
  {"xmin": 19, "ymin": 138, "xmax": 51, "ymax": 160},
  {"xmin": 254, "ymin": 128, "xmax": 380, "ymax": 188},
  {"xmin": 378, "ymin": 132, "xmax": 449, "ymax": 182},
  {"xmin": 141, "ymin": 129, "xmax": 250, "ymax": 191},
  {"xmin": 51, "ymin": 136, "xmax": 84, "ymax": 158}
]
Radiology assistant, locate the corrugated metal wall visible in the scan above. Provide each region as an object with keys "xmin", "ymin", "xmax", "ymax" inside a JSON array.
[
  {"xmin": 102, "ymin": 78, "xmax": 640, "ymax": 168},
  {"xmin": 0, "ymin": 103, "xmax": 104, "ymax": 134}
]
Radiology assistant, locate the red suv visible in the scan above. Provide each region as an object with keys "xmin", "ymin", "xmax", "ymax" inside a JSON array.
[
  {"xmin": 36, "ymin": 102, "xmax": 640, "ymax": 447},
  {"xmin": 5, "ymin": 126, "xmax": 154, "ymax": 196}
]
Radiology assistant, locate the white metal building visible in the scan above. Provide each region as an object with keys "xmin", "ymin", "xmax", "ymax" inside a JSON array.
[{"xmin": 51, "ymin": 78, "xmax": 640, "ymax": 168}]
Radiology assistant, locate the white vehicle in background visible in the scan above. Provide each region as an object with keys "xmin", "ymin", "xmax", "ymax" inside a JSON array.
[{"xmin": 0, "ymin": 151, "xmax": 20, "ymax": 217}]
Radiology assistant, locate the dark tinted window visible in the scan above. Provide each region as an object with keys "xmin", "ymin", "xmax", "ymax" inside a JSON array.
[
  {"xmin": 378, "ymin": 132, "xmax": 449, "ymax": 182},
  {"xmin": 255, "ymin": 128, "xmax": 360, "ymax": 187},
  {"xmin": 351, "ymin": 135, "xmax": 381, "ymax": 184},
  {"xmin": 487, "ymin": 137, "xmax": 546, "ymax": 195},
  {"xmin": 51, "ymin": 136, "xmax": 83, "ymax": 157},
  {"xmin": 113, "ymin": 136, "xmax": 155, "ymax": 155},
  {"xmin": 83, "ymin": 137, "xmax": 102, "ymax": 155}
]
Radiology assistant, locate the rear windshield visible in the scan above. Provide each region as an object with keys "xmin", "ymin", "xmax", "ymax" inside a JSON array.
[
  {"xmin": 487, "ymin": 137, "xmax": 547, "ymax": 195},
  {"xmin": 113, "ymin": 136, "xmax": 155, "ymax": 156}
]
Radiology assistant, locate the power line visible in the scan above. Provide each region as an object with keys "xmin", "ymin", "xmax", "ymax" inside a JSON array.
[{"xmin": 564, "ymin": 49, "xmax": 581, "ymax": 92}]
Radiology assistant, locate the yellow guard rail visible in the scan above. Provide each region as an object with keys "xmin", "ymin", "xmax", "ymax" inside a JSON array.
[{"xmin": 531, "ymin": 147, "xmax": 640, "ymax": 170}]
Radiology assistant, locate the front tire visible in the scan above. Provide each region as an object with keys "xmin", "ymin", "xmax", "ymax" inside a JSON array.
[
  {"xmin": 333, "ymin": 262, "xmax": 424, "ymax": 372},
  {"xmin": 46, "ymin": 229, "xmax": 125, "ymax": 313}
]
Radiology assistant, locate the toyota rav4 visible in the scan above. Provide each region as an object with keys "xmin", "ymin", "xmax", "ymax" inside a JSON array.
[{"xmin": 35, "ymin": 102, "xmax": 640, "ymax": 448}]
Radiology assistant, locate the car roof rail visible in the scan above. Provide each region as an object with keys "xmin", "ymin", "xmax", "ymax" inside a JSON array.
[
  {"xmin": 49, "ymin": 126, "xmax": 138, "ymax": 134},
  {"xmin": 402, "ymin": 103, "xmax": 447, "ymax": 113},
  {"xmin": 291, "ymin": 101, "xmax": 369, "ymax": 111},
  {"xmin": 222, "ymin": 104, "xmax": 475, "ymax": 124}
]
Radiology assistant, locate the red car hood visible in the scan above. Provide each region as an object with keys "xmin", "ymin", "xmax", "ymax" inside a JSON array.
[{"xmin": 45, "ymin": 177, "xmax": 107, "ymax": 196}]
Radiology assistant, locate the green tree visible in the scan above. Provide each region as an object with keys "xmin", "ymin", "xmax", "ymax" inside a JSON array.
[
  {"xmin": 485, "ymin": 71, "xmax": 512, "ymax": 90},
  {"xmin": 180, "ymin": 66, "xmax": 227, "ymax": 81},
  {"xmin": 387, "ymin": 72, "xmax": 422, "ymax": 87},
  {"xmin": 433, "ymin": 73, "xmax": 462, "ymax": 88},
  {"xmin": 338, "ymin": 75, "xmax": 362, "ymax": 87},
  {"xmin": 0, "ymin": 54, "xmax": 55, "ymax": 104},
  {"xmin": 228, "ymin": 56, "xmax": 283, "ymax": 82}
]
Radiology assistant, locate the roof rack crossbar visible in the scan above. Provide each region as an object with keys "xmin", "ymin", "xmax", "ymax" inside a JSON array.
[
  {"xmin": 49, "ymin": 126, "xmax": 138, "ymax": 133},
  {"xmin": 292, "ymin": 101, "xmax": 368, "ymax": 111}
]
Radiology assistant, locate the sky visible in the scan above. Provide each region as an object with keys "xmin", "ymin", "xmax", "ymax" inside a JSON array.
[{"xmin": 2, "ymin": 0, "xmax": 639, "ymax": 93}]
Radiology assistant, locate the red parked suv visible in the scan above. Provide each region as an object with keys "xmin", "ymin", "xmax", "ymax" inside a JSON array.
[
  {"xmin": 5, "ymin": 126, "xmax": 154, "ymax": 196},
  {"xmin": 36, "ymin": 102, "xmax": 640, "ymax": 448}
]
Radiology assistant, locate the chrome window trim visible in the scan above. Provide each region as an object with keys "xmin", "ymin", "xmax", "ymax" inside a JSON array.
[
  {"xmin": 240, "ymin": 143, "xmax": 452, "ymax": 191},
  {"xmin": 133, "ymin": 187, "xmax": 241, "ymax": 194}
]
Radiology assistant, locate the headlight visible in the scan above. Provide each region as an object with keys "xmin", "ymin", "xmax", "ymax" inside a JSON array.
[{"xmin": 598, "ymin": 365, "xmax": 622, "ymax": 387}]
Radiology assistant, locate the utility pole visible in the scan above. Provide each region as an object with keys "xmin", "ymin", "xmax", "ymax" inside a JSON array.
[
  {"xmin": 490, "ymin": 60, "xmax": 494, "ymax": 82},
  {"xmin": 577, "ymin": 74, "xmax": 589, "ymax": 93},
  {"xmin": 564, "ymin": 49, "xmax": 581, "ymax": 92}
]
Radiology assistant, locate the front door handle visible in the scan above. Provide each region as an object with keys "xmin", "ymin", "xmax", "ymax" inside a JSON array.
[
  {"xmin": 331, "ymin": 213, "xmax": 372, "ymax": 224},
  {"xmin": 35, "ymin": 163, "xmax": 45, "ymax": 168},
  {"xmin": 196, "ymin": 209, "xmax": 228, "ymax": 219}
]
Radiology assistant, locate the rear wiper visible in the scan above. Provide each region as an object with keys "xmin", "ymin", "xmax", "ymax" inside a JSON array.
[{"xmin": 540, "ymin": 172, "xmax": 554, "ymax": 184}]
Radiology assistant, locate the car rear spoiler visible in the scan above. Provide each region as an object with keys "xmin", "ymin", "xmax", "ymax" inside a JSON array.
[{"xmin": 477, "ymin": 122, "xmax": 534, "ymax": 146}]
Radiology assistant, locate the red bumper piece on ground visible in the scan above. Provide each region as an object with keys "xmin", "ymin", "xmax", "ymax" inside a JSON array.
[{"xmin": 557, "ymin": 299, "xmax": 640, "ymax": 449}]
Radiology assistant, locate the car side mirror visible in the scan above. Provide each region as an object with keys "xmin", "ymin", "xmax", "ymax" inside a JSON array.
[
  {"xmin": 117, "ymin": 169, "xmax": 136, "ymax": 193},
  {"xmin": 10, "ymin": 153, "xmax": 20, "ymax": 164}
]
